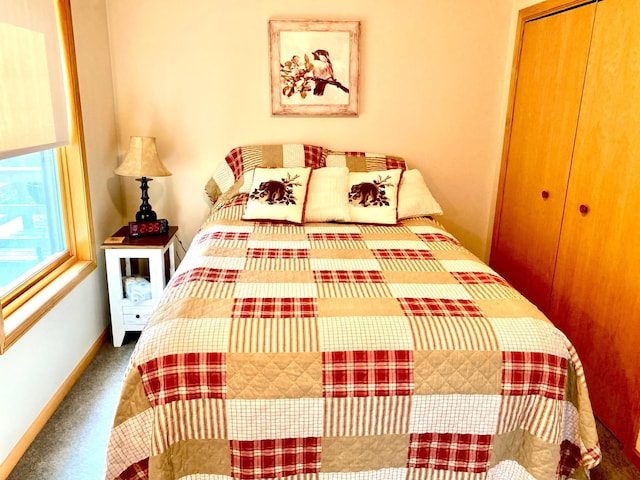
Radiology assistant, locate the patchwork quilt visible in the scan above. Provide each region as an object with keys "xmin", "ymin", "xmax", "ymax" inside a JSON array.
[{"xmin": 106, "ymin": 196, "xmax": 601, "ymax": 480}]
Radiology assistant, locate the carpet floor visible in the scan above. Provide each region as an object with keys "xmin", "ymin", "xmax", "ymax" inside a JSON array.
[
  {"xmin": 8, "ymin": 334, "xmax": 137, "ymax": 480},
  {"xmin": 7, "ymin": 334, "xmax": 640, "ymax": 479}
]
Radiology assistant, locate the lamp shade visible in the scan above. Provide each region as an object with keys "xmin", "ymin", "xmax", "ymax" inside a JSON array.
[{"xmin": 115, "ymin": 136, "xmax": 171, "ymax": 177}]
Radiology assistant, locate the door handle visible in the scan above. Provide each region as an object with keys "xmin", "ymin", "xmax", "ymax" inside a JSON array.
[{"xmin": 579, "ymin": 204, "xmax": 589, "ymax": 215}]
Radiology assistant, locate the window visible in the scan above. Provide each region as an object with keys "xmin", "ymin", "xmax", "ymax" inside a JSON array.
[
  {"xmin": 0, "ymin": 151, "xmax": 67, "ymax": 296},
  {"xmin": 0, "ymin": 0, "xmax": 95, "ymax": 353}
]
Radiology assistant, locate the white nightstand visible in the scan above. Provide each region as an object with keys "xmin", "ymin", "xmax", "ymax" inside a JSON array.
[{"xmin": 101, "ymin": 226, "xmax": 178, "ymax": 346}]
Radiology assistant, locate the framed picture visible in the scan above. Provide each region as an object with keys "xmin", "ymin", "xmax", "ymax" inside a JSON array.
[{"xmin": 269, "ymin": 20, "xmax": 360, "ymax": 116}]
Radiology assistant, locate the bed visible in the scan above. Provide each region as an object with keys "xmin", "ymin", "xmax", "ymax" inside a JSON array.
[{"xmin": 106, "ymin": 144, "xmax": 601, "ymax": 480}]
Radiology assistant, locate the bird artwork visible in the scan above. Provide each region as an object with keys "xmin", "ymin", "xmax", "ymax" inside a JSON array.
[
  {"xmin": 273, "ymin": 20, "xmax": 359, "ymax": 114},
  {"xmin": 279, "ymin": 48, "xmax": 350, "ymax": 100},
  {"xmin": 311, "ymin": 49, "xmax": 349, "ymax": 96}
]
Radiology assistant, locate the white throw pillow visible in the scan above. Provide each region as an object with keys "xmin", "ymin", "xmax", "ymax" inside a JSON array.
[
  {"xmin": 397, "ymin": 169, "xmax": 443, "ymax": 219},
  {"xmin": 304, "ymin": 167, "xmax": 350, "ymax": 223}
]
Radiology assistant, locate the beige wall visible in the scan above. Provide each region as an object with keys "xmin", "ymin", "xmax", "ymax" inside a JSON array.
[
  {"xmin": 0, "ymin": 0, "xmax": 119, "ymax": 468},
  {"xmin": 107, "ymin": 0, "xmax": 514, "ymax": 259},
  {"xmin": 517, "ymin": 0, "xmax": 543, "ymax": 8}
]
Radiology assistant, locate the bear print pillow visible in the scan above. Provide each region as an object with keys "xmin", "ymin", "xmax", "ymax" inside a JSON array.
[
  {"xmin": 242, "ymin": 167, "xmax": 312, "ymax": 224},
  {"xmin": 345, "ymin": 169, "xmax": 403, "ymax": 225}
]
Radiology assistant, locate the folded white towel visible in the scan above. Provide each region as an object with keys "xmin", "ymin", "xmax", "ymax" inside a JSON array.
[{"xmin": 124, "ymin": 276, "xmax": 152, "ymax": 304}]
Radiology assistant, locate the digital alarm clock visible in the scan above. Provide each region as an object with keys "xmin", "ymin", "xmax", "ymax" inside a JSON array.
[{"xmin": 128, "ymin": 218, "xmax": 169, "ymax": 238}]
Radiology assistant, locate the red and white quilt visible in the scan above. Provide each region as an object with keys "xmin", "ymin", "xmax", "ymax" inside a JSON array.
[{"xmin": 106, "ymin": 196, "xmax": 600, "ymax": 480}]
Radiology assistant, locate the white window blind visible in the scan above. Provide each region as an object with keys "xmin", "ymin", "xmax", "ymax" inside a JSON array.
[{"xmin": 0, "ymin": 0, "xmax": 69, "ymax": 160}]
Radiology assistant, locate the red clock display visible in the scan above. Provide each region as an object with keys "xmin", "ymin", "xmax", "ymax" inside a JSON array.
[{"xmin": 128, "ymin": 219, "xmax": 169, "ymax": 238}]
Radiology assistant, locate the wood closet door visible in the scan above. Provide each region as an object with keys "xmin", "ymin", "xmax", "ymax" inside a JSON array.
[
  {"xmin": 549, "ymin": 0, "xmax": 640, "ymax": 459},
  {"xmin": 490, "ymin": 4, "xmax": 595, "ymax": 314}
]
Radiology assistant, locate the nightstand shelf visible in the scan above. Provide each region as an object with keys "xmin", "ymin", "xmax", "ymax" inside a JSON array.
[{"xmin": 101, "ymin": 226, "xmax": 178, "ymax": 346}]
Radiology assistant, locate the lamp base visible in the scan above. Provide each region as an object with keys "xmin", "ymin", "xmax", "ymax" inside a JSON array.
[
  {"xmin": 135, "ymin": 176, "xmax": 158, "ymax": 222},
  {"xmin": 135, "ymin": 210, "xmax": 157, "ymax": 222}
]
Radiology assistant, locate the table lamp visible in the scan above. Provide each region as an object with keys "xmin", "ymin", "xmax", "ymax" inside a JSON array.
[{"xmin": 115, "ymin": 136, "xmax": 171, "ymax": 222}]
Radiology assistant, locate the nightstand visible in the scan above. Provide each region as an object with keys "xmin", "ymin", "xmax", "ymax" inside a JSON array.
[{"xmin": 101, "ymin": 226, "xmax": 178, "ymax": 346}]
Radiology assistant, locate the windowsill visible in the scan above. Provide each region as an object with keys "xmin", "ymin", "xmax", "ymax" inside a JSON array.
[{"xmin": 1, "ymin": 259, "xmax": 96, "ymax": 353}]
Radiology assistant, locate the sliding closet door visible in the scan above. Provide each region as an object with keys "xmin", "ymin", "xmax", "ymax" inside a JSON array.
[
  {"xmin": 549, "ymin": 0, "xmax": 640, "ymax": 458},
  {"xmin": 490, "ymin": 3, "xmax": 595, "ymax": 313}
]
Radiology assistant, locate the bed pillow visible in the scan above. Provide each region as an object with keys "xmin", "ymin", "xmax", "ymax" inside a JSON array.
[
  {"xmin": 325, "ymin": 150, "xmax": 406, "ymax": 172},
  {"xmin": 238, "ymin": 168, "xmax": 255, "ymax": 194},
  {"xmin": 204, "ymin": 144, "xmax": 326, "ymax": 208},
  {"xmin": 398, "ymin": 169, "xmax": 443, "ymax": 219},
  {"xmin": 346, "ymin": 169, "xmax": 403, "ymax": 225},
  {"xmin": 242, "ymin": 167, "xmax": 312, "ymax": 224},
  {"xmin": 304, "ymin": 166, "xmax": 351, "ymax": 223}
]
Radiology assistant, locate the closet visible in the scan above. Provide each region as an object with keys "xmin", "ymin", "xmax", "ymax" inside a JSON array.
[{"xmin": 491, "ymin": 0, "xmax": 640, "ymax": 465}]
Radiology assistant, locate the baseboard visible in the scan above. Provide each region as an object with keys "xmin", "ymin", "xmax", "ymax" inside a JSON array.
[
  {"xmin": 0, "ymin": 328, "xmax": 108, "ymax": 480},
  {"xmin": 626, "ymin": 443, "xmax": 640, "ymax": 470}
]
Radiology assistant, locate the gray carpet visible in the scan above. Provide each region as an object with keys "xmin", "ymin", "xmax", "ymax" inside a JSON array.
[
  {"xmin": 8, "ymin": 334, "xmax": 137, "ymax": 480},
  {"xmin": 7, "ymin": 332, "xmax": 640, "ymax": 479}
]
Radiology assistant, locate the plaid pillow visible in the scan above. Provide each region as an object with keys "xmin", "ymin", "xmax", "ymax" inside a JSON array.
[
  {"xmin": 204, "ymin": 144, "xmax": 325, "ymax": 209},
  {"xmin": 325, "ymin": 150, "xmax": 407, "ymax": 172}
]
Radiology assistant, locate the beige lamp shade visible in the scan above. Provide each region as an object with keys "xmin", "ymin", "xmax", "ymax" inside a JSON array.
[{"xmin": 115, "ymin": 136, "xmax": 171, "ymax": 177}]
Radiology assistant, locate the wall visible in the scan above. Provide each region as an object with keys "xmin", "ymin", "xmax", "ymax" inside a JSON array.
[
  {"xmin": 516, "ymin": 0, "xmax": 544, "ymax": 9},
  {"xmin": 106, "ymin": 0, "xmax": 514, "ymax": 259},
  {"xmin": 0, "ymin": 0, "xmax": 119, "ymax": 469}
]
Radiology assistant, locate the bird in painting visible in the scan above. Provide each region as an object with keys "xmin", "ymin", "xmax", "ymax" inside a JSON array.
[{"xmin": 311, "ymin": 49, "xmax": 335, "ymax": 96}]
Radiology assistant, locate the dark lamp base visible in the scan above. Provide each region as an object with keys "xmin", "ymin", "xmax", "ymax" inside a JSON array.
[
  {"xmin": 135, "ymin": 176, "xmax": 158, "ymax": 223},
  {"xmin": 135, "ymin": 210, "xmax": 157, "ymax": 222}
]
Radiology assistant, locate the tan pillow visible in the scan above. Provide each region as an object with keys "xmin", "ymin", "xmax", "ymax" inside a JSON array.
[
  {"xmin": 346, "ymin": 169, "xmax": 403, "ymax": 225},
  {"xmin": 398, "ymin": 169, "xmax": 443, "ymax": 219},
  {"xmin": 242, "ymin": 167, "xmax": 312, "ymax": 224},
  {"xmin": 325, "ymin": 150, "xmax": 406, "ymax": 172},
  {"xmin": 304, "ymin": 167, "xmax": 350, "ymax": 223}
]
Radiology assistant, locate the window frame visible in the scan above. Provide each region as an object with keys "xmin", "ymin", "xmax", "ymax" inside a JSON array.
[{"xmin": 0, "ymin": 0, "xmax": 96, "ymax": 354}]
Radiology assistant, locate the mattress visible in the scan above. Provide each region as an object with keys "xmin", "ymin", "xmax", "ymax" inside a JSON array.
[{"xmin": 105, "ymin": 195, "xmax": 600, "ymax": 480}]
